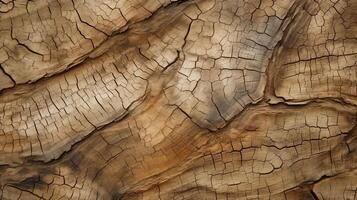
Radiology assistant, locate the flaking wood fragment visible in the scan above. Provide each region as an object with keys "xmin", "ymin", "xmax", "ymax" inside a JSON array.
[{"xmin": 0, "ymin": 0, "xmax": 357, "ymax": 199}]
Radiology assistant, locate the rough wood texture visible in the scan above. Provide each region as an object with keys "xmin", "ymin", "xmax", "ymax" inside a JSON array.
[{"xmin": 0, "ymin": 0, "xmax": 356, "ymax": 199}]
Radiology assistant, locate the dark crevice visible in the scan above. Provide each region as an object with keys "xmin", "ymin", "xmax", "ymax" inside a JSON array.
[
  {"xmin": 0, "ymin": 64, "xmax": 15, "ymax": 84},
  {"xmin": 162, "ymin": 50, "xmax": 180, "ymax": 72},
  {"xmin": 16, "ymin": 43, "xmax": 43, "ymax": 57},
  {"xmin": 310, "ymin": 190, "xmax": 320, "ymax": 200},
  {"xmin": 282, "ymin": 52, "xmax": 357, "ymax": 66}
]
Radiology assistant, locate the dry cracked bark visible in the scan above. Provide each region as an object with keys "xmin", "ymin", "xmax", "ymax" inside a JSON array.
[{"xmin": 0, "ymin": 0, "xmax": 356, "ymax": 199}]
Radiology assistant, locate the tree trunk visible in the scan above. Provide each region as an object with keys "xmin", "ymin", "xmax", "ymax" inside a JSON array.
[{"xmin": 0, "ymin": 0, "xmax": 357, "ymax": 199}]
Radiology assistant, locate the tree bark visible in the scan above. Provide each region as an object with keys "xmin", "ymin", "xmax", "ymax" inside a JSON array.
[{"xmin": 0, "ymin": 0, "xmax": 357, "ymax": 199}]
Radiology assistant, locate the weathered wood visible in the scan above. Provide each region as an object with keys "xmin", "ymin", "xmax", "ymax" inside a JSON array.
[{"xmin": 0, "ymin": 0, "xmax": 356, "ymax": 199}]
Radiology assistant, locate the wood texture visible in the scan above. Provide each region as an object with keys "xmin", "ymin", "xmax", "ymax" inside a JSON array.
[{"xmin": 0, "ymin": 0, "xmax": 357, "ymax": 199}]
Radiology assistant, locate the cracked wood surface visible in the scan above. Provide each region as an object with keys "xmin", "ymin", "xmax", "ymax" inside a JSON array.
[{"xmin": 0, "ymin": 0, "xmax": 357, "ymax": 199}]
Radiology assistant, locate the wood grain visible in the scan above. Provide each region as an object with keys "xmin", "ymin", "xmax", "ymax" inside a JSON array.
[{"xmin": 0, "ymin": 0, "xmax": 356, "ymax": 199}]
